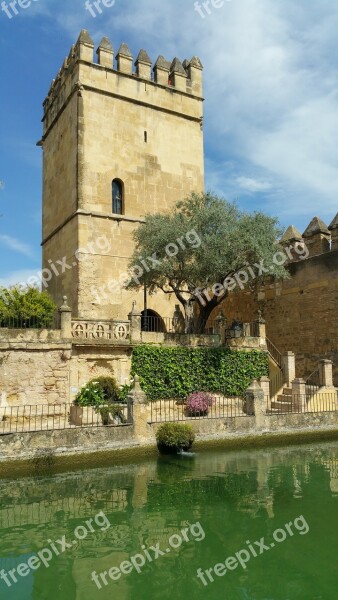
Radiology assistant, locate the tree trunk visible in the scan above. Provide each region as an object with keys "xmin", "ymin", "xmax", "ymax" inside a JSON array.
[
  {"xmin": 182, "ymin": 297, "xmax": 221, "ymax": 334},
  {"xmin": 177, "ymin": 290, "xmax": 227, "ymax": 334},
  {"xmin": 183, "ymin": 299, "xmax": 195, "ymax": 333}
]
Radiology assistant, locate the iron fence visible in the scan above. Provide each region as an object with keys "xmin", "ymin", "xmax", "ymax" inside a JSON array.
[
  {"xmin": 305, "ymin": 368, "xmax": 321, "ymax": 399},
  {"xmin": 267, "ymin": 390, "xmax": 338, "ymax": 415},
  {"xmin": 266, "ymin": 338, "xmax": 282, "ymax": 368},
  {"xmin": 269, "ymin": 369, "xmax": 285, "ymax": 399},
  {"xmin": 0, "ymin": 312, "xmax": 60, "ymax": 330},
  {"xmin": 225, "ymin": 321, "xmax": 262, "ymax": 339},
  {"xmin": 148, "ymin": 393, "xmax": 248, "ymax": 423},
  {"xmin": 0, "ymin": 402, "xmax": 133, "ymax": 435},
  {"xmin": 141, "ymin": 315, "xmax": 217, "ymax": 335}
]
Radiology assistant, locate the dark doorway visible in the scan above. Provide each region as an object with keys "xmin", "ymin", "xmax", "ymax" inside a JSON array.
[{"xmin": 141, "ymin": 310, "xmax": 166, "ymax": 333}]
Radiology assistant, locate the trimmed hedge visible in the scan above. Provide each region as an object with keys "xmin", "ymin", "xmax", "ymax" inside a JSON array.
[
  {"xmin": 156, "ymin": 423, "xmax": 195, "ymax": 453},
  {"xmin": 131, "ymin": 346, "xmax": 269, "ymax": 400}
]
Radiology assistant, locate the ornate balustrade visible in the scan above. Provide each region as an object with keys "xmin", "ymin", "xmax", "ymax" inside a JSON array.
[{"xmin": 71, "ymin": 319, "xmax": 130, "ymax": 342}]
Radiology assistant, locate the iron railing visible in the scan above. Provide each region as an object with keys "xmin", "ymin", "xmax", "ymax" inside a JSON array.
[
  {"xmin": 305, "ymin": 367, "xmax": 321, "ymax": 399},
  {"xmin": 266, "ymin": 337, "xmax": 283, "ymax": 368},
  {"xmin": 148, "ymin": 394, "xmax": 248, "ymax": 423},
  {"xmin": 0, "ymin": 402, "xmax": 133, "ymax": 435},
  {"xmin": 267, "ymin": 390, "xmax": 337, "ymax": 415},
  {"xmin": 225, "ymin": 321, "xmax": 261, "ymax": 339},
  {"xmin": 0, "ymin": 312, "xmax": 60, "ymax": 330},
  {"xmin": 141, "ymin": 315, "xmax": 217, "ymax": 335},
  {"xmin": 269, "ymin": 369, "xmax": 285, "ymax": 399}
]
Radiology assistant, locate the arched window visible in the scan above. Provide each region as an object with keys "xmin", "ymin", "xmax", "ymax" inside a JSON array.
[{"xmin": 112, "ymin": 179, "xmax": 123, "ymax": 215}]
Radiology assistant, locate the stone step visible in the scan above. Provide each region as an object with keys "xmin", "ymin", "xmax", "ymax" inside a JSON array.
[
  {"xmin": 277, "ymin": 394, "xmax": 292, "ymax": 402},
  {"xmin": 283, "ymin": 387, "xmax": 292, "ymax": 395},
  {"xmin": 271, "ymin": 400, "xmax": 294, "ymax": 412}
]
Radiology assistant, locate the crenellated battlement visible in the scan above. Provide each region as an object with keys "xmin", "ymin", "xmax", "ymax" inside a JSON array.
[
  {"xmin": 42, "ymin": 29, "xmax": 203, "ymax": 134},
  {"xmin": 281, "ymin": 213, "xmax": 338, "ymax": 258}
]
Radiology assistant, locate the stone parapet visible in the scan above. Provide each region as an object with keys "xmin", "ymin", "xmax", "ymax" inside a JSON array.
[{"xmin": 42, "ymin": 30, "xmax": 204, "ymax": 136}]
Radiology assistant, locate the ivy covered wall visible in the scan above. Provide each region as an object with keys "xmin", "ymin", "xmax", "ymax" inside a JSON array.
[{"xmin": 131, "ymin": 346, "xmax": 269, "ymax": 400}]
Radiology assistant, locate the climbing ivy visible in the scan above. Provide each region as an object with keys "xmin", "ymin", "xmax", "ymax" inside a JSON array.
[{"xmin": 131, "ymin": 346, "xmax": 269, "ymax": 400}]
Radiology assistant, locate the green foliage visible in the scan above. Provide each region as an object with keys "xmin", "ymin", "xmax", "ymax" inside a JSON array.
[
  {"xmin": 75, "ymin": 376, "xmax": 128, "ymax": 408},
  {"xmin": 126, "ymin": 192, "xmax": 288, "ymax": 330},
  {"xmin": 0, "ymin": 286, "xmax": 57, "ymax": 326},
  {"xmin": 87, "ymin": 376, "xmax": 120, "ymax": 403},
  {"xmin": 156, "ymin": 423, "xmax": 195, "ymax": 451},
  {"xmin": 74, "ymin": 382, "xmax": 106, "ymax": 407},
  {"xmin": 118, "ymin": 383, "xmax": 133, "ymax": 403},
  {"xmin": 131, "ymin": 345, "xmax": 269, "ymax": 400},
  {"xmin": 97, "ymin": 404, "xmax": 127, "ymax": 425}
]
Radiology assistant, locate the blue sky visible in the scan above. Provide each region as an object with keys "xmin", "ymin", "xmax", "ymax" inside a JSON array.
[{"xmin": 0, "ymin": 0, "xmax": 338, "ymax": 286}]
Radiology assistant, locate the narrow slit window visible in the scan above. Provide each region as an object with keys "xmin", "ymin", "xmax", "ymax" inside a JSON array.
[
  {"xmin": 112, "ymin": 179, "xmax": 123, "ymax": 215},
  {"xmin": 144, "ymin": 131, "xmax": 148, "ymax": 143}
]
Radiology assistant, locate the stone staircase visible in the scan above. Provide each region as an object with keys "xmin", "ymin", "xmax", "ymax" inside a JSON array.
[{"xmin": 268, "ymin": 386, "xmax": 293, "ymax": 413}]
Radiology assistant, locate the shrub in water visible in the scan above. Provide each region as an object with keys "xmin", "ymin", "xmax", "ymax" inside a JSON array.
[
  {"xmin": 186, "ymin": 392, "xmax": 214, "ymax": 416},
  {"xmin": 156, "ymin": 423, "xmax": 195, "ymax": 454}
]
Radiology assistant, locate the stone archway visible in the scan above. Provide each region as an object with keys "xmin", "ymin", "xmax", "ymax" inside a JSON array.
[{"xmin": 141, "ymin": 310, "xmax": 166, "ymax": 333}]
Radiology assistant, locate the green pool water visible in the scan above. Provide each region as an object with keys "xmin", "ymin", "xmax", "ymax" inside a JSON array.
[{"xmin": 0, "ymin": 441, "xmax": 337, "ymax": 600}]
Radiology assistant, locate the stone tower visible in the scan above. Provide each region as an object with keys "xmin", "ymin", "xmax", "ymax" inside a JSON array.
[{"xmin": 40, "ymin": 30, "xmax": 204, "ymax": 320}]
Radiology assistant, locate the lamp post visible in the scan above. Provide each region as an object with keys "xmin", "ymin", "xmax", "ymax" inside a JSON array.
[{"xmin": 143, "ymin": 282, "xmax": 148, "ymax": 331}]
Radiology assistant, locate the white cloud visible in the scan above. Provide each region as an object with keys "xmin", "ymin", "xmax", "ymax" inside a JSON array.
[
  {"xmin": 0, "ymin": 235, "xmax": 34, "ymax": 258},
  {"xmin": 236, "ymin": 177, "xmax": 272, "ymax": 193},
  {"xmin": 25, "ymin": 0, "xmax": 338, "ymax": 224},
  {"xmin": 0, "ymin": 269, "xmax": 41, "ymax": 288}
]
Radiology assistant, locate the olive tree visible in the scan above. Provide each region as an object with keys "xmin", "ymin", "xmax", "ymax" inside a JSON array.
[{"xmin": 126, "ymin": 192, "xmax": 288, "ymax": 332}]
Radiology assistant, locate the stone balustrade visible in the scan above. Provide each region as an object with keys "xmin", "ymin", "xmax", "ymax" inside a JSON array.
[{"xmin": 71, "ymin": 319, "xmax": 130, "ymax": 342}]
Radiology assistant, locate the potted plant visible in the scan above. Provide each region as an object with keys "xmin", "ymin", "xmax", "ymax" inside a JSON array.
[
  {"xmin": 69, "ymin": 404, "xmax": 83, "ymax": 426},
  {"xmin": 96, "ymin": 405, "xmax": 111, "ymax": 426},
  {"xmin": 156, "ymin": 423, "xmax": 195, "ymax": 455},
  {"xmin": 88, "ymin": 376, "xmax": 121, "ymax": 403},
  {"xmin": 96, "ymin": 404, "xmax": 127, "ymax": 426},
  {"xmin": 186, "ymin": 392, "xmax": 214, "ymax": 417},
  {"xmin": 71, "ymin": 381, "xmax": 106, "ymax": 425}
]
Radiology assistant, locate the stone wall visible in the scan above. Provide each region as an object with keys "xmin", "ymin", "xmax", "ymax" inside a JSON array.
[
  {"xmin": 140, "ymin": 332, "xmax": 220, "ymax": 346},
  {"xmin": 213, "ymin": 249, "xmax": 338, "ymax": 384},
  {"xmin": 69, "ymin": 343, "xmax": 132, "ymax": 400},
  {"xmin": 0, "ymin": 335, "xmax": 132, "ymax": 407},
  {"xmin": 41, "ymin": 31, "xmax": 204, "ymax": 321},
  {"xmin": 0, "ymin": 411, "xmax": 336, "ymax": 463},
  {"xmin": 0, "ymin": 340, "xmax": 71, "ymax": 406}
]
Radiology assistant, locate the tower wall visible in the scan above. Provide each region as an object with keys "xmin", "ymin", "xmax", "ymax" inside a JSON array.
[{"xmin": 41, "ymin": 32, "xmax": 204, "ymax": 319}]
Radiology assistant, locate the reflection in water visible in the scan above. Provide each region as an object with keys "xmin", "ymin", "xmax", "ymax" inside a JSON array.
[{"xmin": 0, "ymin": 443, "xmax": 337, "ymax": 600}]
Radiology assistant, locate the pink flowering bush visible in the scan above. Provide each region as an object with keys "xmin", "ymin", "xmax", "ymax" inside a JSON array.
[{"xmin": 186, "ymin": 392, "xmax": 214, "ymax": 416}]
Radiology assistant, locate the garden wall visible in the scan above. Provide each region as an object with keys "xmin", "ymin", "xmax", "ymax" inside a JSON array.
[
  {"xmin": 0, "ymin": 411, "xmax": 336, "ymax": 464},
  {"xmin": 0, "ymin": 337, "xmax": 132, "ymax": 407},
  {"xmin": 0, "ymin": 335, "xmax": 267, "ymax": 406}
]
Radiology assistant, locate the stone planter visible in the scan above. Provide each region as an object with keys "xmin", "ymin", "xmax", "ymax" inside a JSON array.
[
  {"xmin": 69, "ymin": 405, "xmax": 83, "ymax": 426},
  {"xmin": 81, "ymin": 406, "xmax": 97, "ymax": 426},
  {"xmin": 186, "ymin": 409, "xmax": 208, "ymax": 418}
]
